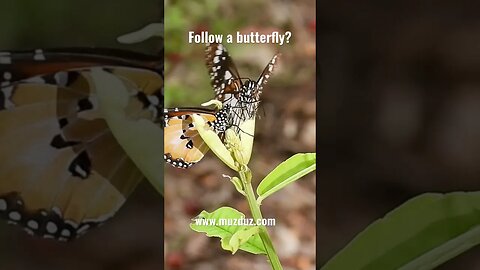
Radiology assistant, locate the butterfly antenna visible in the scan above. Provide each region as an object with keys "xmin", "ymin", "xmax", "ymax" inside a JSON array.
[{"xmin": 229, "ymin": 123, "xmax": 254, "ymax": 138}]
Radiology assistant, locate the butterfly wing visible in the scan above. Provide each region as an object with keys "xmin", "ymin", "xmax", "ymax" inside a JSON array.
[
  {"xmin": 0, "ymin": 48, "xmax": 161, "ymax": 84},
  {"xmin": 163, "ymin": 108, "xmax": 217, "ymax": 169},
  {"xmin": 232, "ymin": 53, "xmax": 280, "ymax": 123},
  {"xmin": 205, "ymin": 43, "xmax": 243, "ymax": 101},
  {"xmin": 255, "ymin": 53, "xmax": 280, "ymax": 99},
  {"xmin": 0, "ymin": 49, "xmax": 162, "ymax": 240}
]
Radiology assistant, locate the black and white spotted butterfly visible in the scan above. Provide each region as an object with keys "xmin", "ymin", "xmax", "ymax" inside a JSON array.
[
  {"xmin": 163, "ymin": 43, "xmax": 279, "ymax": 169},
  {"xmin": 0, "ymin": 47, "xmax": 163, "ymax": 241},
  {"xmin": 205, "ymin": 43, "xmax": 279, "ymax": 132}
]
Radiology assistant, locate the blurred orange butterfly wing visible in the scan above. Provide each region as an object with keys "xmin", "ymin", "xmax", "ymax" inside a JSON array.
[
  {"xmin": 0, "ymin": 48, "xmax": 162, "ymax": 240},
  {"xmin": 163, "ymin": 108, "xmax": 217, "ymax": 168}
]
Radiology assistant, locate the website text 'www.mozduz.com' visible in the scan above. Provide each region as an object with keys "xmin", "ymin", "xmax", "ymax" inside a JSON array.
[{"xmin": 193, "ymin": 218, "xmax": 276, "ymax": 227}]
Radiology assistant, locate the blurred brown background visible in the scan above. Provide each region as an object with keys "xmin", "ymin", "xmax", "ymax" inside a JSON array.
[
  {"xmin": 0, "ymin": 1, "xmax": 164, "ymax": 269},
  {"xmin": 164, "ymin": 0, "xmax": 315, "ymax": 269},
  {"xmin": 319, "ymin": 1, "xmax": 480, "ymax": 269}
]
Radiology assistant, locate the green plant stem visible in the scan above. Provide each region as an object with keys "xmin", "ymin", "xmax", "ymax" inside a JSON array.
[{"xmin": 240, "ymin": 169, "xmax": 283, "ymax": 270}]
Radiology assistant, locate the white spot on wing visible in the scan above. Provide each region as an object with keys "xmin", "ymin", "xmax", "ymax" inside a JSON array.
[
  {"xmin": 224, "ymin": 71, "xmax": 232, "ymax": 80},
  {"xmin": 0, "ymin": 52, "xmax": 12, "ymax": 64},
  {"xmin": 0, "ymin": 199, "xmax": 6, "ymax": 211},
  {"xmin": 147, "ymin": 95, "xmax": 159, "ymax": 105},
  {"xmin": 3, "ymin": 72, "xmax": 11, "ymax": 80},
  {"xmin": 54, "ymin": 71, "xmax": 68, "ymax": 86},
  {"xmin": 74, "ymin": 165, "xmax": 88, "ymax": 178},
  {"xmin": 9, "ymin": 211, "xmax": 21, "ymax": 221},
  {"xmin": 77, "ymin": 224, "xmax": 90, "ymax": 234},
  {"xmin": 34, "ymin": 49, "xmax": 46, "ymax": 61},
  {"xmin": 46, "ymin": 221, "xmax": 58, "ymax": 234},
  {"xmin": 27, "ymin": 220, "xmax": 39, "ymax": 230},
  {"xmin": 61, "ymin": 229, "xmax": 71, "ymax": 237},
  {"xmin": 52, "ymin": 206, "xmax": 62, "ymax": 217}
]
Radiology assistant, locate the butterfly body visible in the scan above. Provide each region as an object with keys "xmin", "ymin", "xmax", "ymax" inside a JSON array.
[{"xmin": 0, "ymin": 48, "xmax": 163, "ymax": 240}]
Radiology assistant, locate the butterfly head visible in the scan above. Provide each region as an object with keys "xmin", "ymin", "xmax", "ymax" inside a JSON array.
[{"xmin": 243, "ymin": 79, "xmax": 256, "ymax": 94}]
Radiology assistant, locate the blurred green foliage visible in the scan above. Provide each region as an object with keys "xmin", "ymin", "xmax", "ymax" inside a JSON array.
[
  {"xmin": 0, "ymin": 0, "xmax": 161, "ymax": 53},
  {"xmin": 164, "ymin": 0, "xmax": 292, "ymax": 107},
  {"xmin": 164, "ymin": 0, "xmax": 219, "ymax": 107}
]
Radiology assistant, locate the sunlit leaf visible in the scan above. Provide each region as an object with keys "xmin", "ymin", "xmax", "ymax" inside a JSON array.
[
  {"xmin": 228, "ymin": 226, "xmax": 260, "ymax": 254},
  {"xmin": 190, "ymin": 207, "xmax": 266, "ymax": 255},
  {"xmin": 256, "ymin": 153, "xmax": 315, "ymax": 204},
  {"xmin": 322, "ymin": 192, "xmax": 480, "ymax": 270},
  {"xmin": 191, "ymin": 114, "xmax": 238, "ymax": 171}
]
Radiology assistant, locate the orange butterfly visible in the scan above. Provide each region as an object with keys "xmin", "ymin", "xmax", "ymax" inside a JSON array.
[{"xmin": 0, "ymin": 48, "xmax": 162, "ymax": 240}]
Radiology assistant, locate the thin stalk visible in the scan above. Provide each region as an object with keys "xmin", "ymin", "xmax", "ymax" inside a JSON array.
[{"xmin": 240, "ymin": 169, "xmax": 283, "ymax": 270}]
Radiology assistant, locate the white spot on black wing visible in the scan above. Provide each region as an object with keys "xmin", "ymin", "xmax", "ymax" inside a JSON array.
[
  {"xmin": 27, "ymin": 220, "xmax": 39, "ymax": 230},
  {"xmin": 186, "ymin": 140, "xmax": 194, "ymax": 149},
  {"xmin": 33, "ymin": 49, "xmax": 46, "ymax": 61},
  {"xmin": 9, "ymin": 211, "xmax": 21, "ymax": 221},
  {"xmin": 3, "ymin": 72, "xmax": 12, "ymax": 80},
  {"xmin": 0, "ymin": 199, "xmax": 6, "ymax": 211},
  {"xmin": 62, "ymin": 71, "xmax": 80, "ymax": 87},
  {"xmin": 0, "ymin": 52, "xmax": 12, "ymax": 64},
  {"xmin": 61, "ymin": 228, "xmax": 71, "ymax": 237},
  {"xmin": 224, "ymin": 71, "xmax": 232, "ymax": 80},
  {"xmin": 46, "ymin": 221, "xmax": 58, "ymax": 234},
  {"xmin": 164, "ymin": 153, "xmax": 194, "ymax": 169},
  {"xmin": 68, "ymin": 151, "xmax": 92, "ymax": 179},
  {"xmin": 77, "ymin": 224, "xmax": 90, "ymax": 234},
  {"xmin": 54, "ymin": 71, "xmax": 69, "ymax": 87}
]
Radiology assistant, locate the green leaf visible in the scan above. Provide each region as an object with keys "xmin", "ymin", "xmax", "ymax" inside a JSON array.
[
  {"xmin": 190, "ymin": 207, "xmax": 266, "ymax": 255},
  {"xmin": 227, "ymin": 226, "xmax": 260, "ymax": 254},
  {"xmin": 223, "ymin": 175, "xmax": 245, "ymax": 196},
  {"xmin": 257, "ymin": 153, "xmax": 316, "ymax": 204},
  {"xmin": 321, "ymin": 192, "xmax": 480, "ymax": 270}
]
